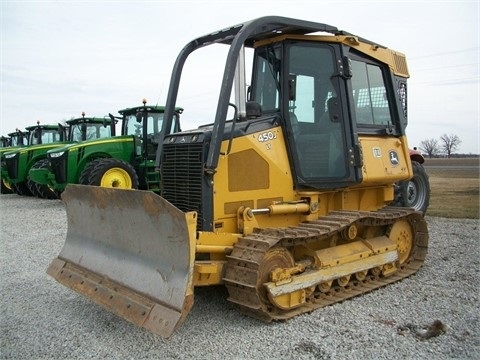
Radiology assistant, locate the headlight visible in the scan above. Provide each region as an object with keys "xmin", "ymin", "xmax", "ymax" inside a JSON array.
[
  {"xmin": 4, "ymin": 153, "xmax": 17, "ymax": 159},
  {"xmin": 49, "ymin": 151, "xmax": 65, "ymax": 158}
]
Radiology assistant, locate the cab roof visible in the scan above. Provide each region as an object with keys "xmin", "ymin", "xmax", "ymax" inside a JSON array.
[
  {"xmin": 65, "ymin": 117, "xmax": 109, "ymax": 124},
  {"xmin": 25, "ymin": 124, "xmax": 61, "ymax": 131},
  {"xmin": 118, "ymin": 105, "xmax": 183, "ymax": 115}
]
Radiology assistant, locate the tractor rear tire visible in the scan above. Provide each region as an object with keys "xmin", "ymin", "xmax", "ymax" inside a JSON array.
[
  {"xmin": 392, "ymin": 161, "xmax": 430, "ymax": 215},
  {"xmin": 29, "ymin": 159, "xmax": 60, "ymax": 199},
  {"xmin": 79, "ymin": 158, "xmax": 139, "ymax": 189}
]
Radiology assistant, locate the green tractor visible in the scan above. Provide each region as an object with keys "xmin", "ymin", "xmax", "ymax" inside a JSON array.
[
  {"xmin": 1, "ymin": 129, "xmax": 29, "ymax": 148},
  {"xmin": 29, "ymin": 102, "xmax": 182, "ymax": 195},
  {"xmin": 3, "ymin": 115, "xmax": 115, "ymax": 198},
  {"xmin": 0, "ymin": 129, "xmax": 30, "ymax": 194}
]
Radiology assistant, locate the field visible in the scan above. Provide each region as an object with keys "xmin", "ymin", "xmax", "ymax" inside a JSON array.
[{"xmin": 423, "ymin": 157, "xmax": 479, "ymax": 219}]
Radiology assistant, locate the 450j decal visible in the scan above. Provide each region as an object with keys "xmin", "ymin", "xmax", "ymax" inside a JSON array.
[{"xmin": 257, "ymin": 131, "xmax": 277, "ymax": 143}]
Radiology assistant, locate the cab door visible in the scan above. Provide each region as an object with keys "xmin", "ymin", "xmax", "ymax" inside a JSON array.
[{"xmin": 282, "ymin": 41, "xmax": 360, "ymax": 190}]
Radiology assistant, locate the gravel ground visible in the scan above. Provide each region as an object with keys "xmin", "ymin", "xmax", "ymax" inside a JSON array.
[{"xmin": 1, "ymin": 194, "xmax": 479, "ymax": 359}]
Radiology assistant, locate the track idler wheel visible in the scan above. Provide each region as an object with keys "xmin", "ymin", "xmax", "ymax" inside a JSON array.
[
  {"xmin": 257, "ymin": 248, "xmax": 296, "ymax": 311},
  {"xmin": 262, "ymin": 250, "xmax": 316, "ymax": 312},
  {"xmin": 388, "ymin": 219, "xmax": 414, "ymax": 264}
]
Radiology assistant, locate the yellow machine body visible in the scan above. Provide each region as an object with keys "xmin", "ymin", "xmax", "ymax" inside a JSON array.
[{"xmin": 48, "ymin": 17, "xmax": 428, "ymax": 338}]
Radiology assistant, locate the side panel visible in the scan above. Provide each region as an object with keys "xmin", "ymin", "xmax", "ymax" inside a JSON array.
[
  {"xmin": 214, "ymin": 125, "xmax": 297, "ymax": 233},
  {"xmin": 358, "ymin": 135, "xmax": 412, "ymax": 185}
]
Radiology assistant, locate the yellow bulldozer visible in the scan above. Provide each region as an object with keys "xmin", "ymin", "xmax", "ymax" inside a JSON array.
[{"xmin": 47, "ymin": 16, "xmax": 429, "ymax": 338}]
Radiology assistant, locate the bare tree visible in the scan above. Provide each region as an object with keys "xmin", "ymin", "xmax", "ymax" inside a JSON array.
[
  {"xmin": 439, "ymin": 134, "xmax": 461, "ymax": 158},
  {"xmin": 419, "ymin": 138, "xmax": 439, "ymax": 158}
]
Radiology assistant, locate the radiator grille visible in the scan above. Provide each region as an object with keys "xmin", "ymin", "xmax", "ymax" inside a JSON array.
[
  {"xmin": 5, "ymin": 157, "xmax": 18, "ymax": 178},
  {"xmin": 50, "ymin": 156, "xmax": 67, "ymax": 183},
  {"xmin": 161, "ymin": 142, "xmax": 205, "ymax": 230}
]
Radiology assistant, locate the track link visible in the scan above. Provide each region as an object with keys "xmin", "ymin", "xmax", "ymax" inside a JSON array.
[{"xmin": 223, "ymin": 207, "xmax": 428, "ymax": 322}]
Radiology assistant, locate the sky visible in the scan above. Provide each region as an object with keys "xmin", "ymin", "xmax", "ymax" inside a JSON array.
[{"xmin": 1, "ymin": 0, "xmax": 479, "ymax": 154}]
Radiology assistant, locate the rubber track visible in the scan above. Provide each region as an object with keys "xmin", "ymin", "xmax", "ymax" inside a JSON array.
[{"xmin": 223, "ymin": 207, "xmax": 429, "ymax": 322}]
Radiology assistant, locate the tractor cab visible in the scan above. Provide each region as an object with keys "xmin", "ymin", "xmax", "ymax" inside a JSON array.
[
  {"xmin": 66, "ymin": 112, "xmax": 116, "ymax": 142},
  {"xmin": 26, "ymin": 122, "xmax": 67, "ymax": 145},
  {"xmin": 118, "ymin": 101, "xmax": 183, "ymax": 160},
  {"xmin": 8, "ymin": 129, "xmax": 29, "ymax": 147}
]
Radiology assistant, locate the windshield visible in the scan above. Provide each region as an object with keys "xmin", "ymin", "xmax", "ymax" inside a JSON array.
[
  {"xmin": 10, "ymin": 134, "xmax": 27, "ymax": 146},
  {"xmin": 29, "ymin": 129, "xmax": 62, "ymax": 145},
  {"xmin": 70, "ymin": 123, "xmax": 112, "ymax": 142},
  {"xmin": 10, "ymin": 137, "xmax": 18, "ymax": 147},
  {"xmin": 125, "ymin": 112, "xmax": 164, "ymax": 137}
]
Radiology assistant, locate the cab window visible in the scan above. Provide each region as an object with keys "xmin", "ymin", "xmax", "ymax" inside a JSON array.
[{"xmin": 351, "ymin": 60, "xmax": 393, "ymax": 127}]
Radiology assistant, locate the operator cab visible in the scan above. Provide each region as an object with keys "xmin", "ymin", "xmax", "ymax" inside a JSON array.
[
  {"xmin": 249, "ymin": 40, "xmax": 354, "ymax": 189},
  {"xmin": 249, "ymin": 37, "xmax": 402, "ymax": 190}
]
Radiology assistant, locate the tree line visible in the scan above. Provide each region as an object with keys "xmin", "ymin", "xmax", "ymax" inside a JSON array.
[{"xmin": 418, "ymin": 134, "xmax": 462, "ymax": 158}]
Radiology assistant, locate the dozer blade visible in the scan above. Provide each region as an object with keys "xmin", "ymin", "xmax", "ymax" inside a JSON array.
[{"xmin": 47, "ymin": 184, "xmax": 197, "ymax": 338}]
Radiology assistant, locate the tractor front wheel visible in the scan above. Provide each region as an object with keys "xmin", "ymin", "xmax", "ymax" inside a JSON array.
[
  {"xmin": 79, "ymin": 158, "xmax": 139, "ymax": 189},
  {"xmin": 29, "ymin": 159, "xmax": 59, "ymax": 199}
]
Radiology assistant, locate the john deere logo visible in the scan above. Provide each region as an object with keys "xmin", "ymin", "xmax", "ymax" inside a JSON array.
[{"xmin": 389, "ymin": 150, "xmax": 399, "ymax": 166}]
